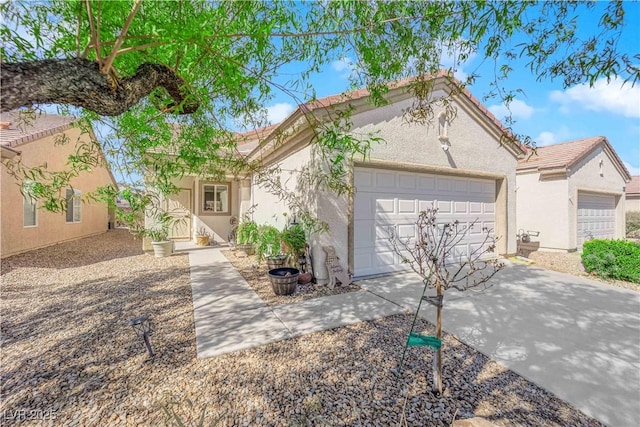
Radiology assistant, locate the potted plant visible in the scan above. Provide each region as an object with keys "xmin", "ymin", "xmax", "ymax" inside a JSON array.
[
  {"xmin": 268, "ymin": 267, "xmax": 300, "ymax": 295},
  {"xmin": 255, "ymin": 224, "xmax": 288, "ymax": 268},
  {"xmin": 147, "ymin": 216, "xmax": 173, "ymax": 258},
  {"xmin": 195, "ymin": 226, "xmax": 211, "ymax": 246},
  {"xmin": 280, "ymin": 223, "xmax": 306, "ymax": 264},
  {"xmin": 236, "ymin": 219, "xmax": 258, "ymax": 255}
]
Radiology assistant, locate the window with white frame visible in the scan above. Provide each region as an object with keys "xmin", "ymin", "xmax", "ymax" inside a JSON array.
[
  {"xmin": 66, "ymin": 188, "xmax": 82, "ymax": 223},
  {"xmin": 200, "ymin": 182, "xmax": 230, "ymax": 214},
  {"xmin": 23, "ymin": 181, "xmax": 37, "ymax": 227}
]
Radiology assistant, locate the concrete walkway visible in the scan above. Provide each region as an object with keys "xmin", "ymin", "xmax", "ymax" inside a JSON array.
[
  {"xmin": 180, "ymin": 242, "xmax": 640, "ymax": 426},
  {"xmin": 179, "ymin": 243, "xmax": 404, "ymax": 358}
]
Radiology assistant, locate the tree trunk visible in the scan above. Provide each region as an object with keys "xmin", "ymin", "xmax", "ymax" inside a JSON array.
[
  {"xmin": 433, "ymin": 281, "xmax": 443, "ymax": 394},
  {"xmin": 1, "ymin": 58, "xmax": 198, "ymax": 115}
]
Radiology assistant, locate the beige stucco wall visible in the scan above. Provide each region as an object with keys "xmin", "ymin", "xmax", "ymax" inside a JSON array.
[
  {"xmin": 192, "ymin": 177, "xmax": 240, "ymax": 243},
  {"xmin": 567, "ymin": 145, "xmax": 627, "ymax": 248},
  {"xmin": 627, "ymin": 196, "xmax": 640, "ymax": 212},
  {"xmin": 251, "ymin": 145, "xmax": 315, "ymax": 230},
  {"xmin": 1, "ymin": 128, "xmax": 114, "ymax": 258},
  {"xmin": 516, "ymin": 172, "xmax": 570, "ymax": 250}
]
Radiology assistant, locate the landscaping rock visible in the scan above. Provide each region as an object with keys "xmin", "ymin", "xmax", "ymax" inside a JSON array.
[{"xmin": 0, "ymin": 230, "xmax": 605, "ymax": 426}]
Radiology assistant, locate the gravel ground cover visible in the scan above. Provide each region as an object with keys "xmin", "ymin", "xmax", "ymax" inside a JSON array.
[
  {"xmin": 528, "ymin": 250, "xmax": 638, "ymax": 291},
  {"xmin": 221, "ymin": 250, "xmax": 361, "ymax": 306},
  {"xmin": 1, "ymin": 230, "xmax": 603, "ymax": 426}
]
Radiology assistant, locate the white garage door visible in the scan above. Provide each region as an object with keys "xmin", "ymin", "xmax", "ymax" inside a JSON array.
[
  {"xmin": 353, "ymin": 167, "xmax": 497, "ymax": 277},
  {"xmin": 577, "ymin": 192, "xmax": 616, "ymax": 250}
]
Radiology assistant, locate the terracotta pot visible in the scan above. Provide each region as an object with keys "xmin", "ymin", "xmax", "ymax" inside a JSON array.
[
  {"xmin": 298, "ymin": 272, "xmax": 312, "ymax": 284},
  {"xmin": 195, "ymin": 235, "xmax": 210, "ymax": 246}
]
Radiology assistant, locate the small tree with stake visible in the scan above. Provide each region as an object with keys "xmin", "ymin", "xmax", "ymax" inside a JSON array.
[{"xmin": 391, "ymin": 208, "xmax": 504, "ymax": 394}]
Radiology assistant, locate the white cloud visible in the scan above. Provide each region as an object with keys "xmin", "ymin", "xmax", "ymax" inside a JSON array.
[
  {"xmin": 624, "ymin": 161, "xmax": 640, "ymax": 175},
  {"xmin": 549, "ymin": 77, "xmax": 640, "ymax": 118},
  {"xmin": 266, "ymin": 103, "xmax": 294, "ymax": 124},
  {"xmin": 440, "ymin": 45, "xmax": 476, "ymax": 81},
  {"xmin": 488, "ymin": 99, "xmax": 535, "ymax": 120},
  {"xmin": 533, "ymin": 126, "xmax": 571, "ymax": 146},
  {"xmin": 331, "ymin": 56, "xmax": 357, "ymax": 79}
]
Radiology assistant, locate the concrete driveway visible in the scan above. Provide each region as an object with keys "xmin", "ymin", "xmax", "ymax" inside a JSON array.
[{"xmin": 359, "ymin": 262, "xmax": 640, "ymax": 427}]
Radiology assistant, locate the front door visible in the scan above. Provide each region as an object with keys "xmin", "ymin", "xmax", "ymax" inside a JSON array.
[{"xmin": 167, "ymin": 188, "xmax": 192, "ymax": 240}]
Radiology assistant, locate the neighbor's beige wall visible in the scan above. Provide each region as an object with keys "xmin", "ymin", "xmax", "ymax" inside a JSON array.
[
  {"xmin": 1, "ymin": 128, "xmax": 113, "ymax": 258},
  {"xmin": 627, "ymin": 196, "xmax": 640, "ymax": 212},
  {"xmin": 568, "ymin": 145, "xmax": 627, "ymax": 247},
  {"xmin": 344, "ymin": 91, "xmax": 518, "ymax": 254},
  {"xmin": 516, "ymin": 172, "xmax": 570, "ymax": 250}
]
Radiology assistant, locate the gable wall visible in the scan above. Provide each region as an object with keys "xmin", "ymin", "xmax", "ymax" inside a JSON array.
[
  {"xmin": 1, "ymin": 128, "xmax": 114, "ymax": 258},
  {"xmin": 567, "ymin": 145, "xmax": 627, "ymax": 247}
]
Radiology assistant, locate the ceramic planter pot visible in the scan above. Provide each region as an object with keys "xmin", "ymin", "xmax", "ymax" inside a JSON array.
[{"xmin": 151, "ymin": 241, "xmax": 173, "ymax": 258}]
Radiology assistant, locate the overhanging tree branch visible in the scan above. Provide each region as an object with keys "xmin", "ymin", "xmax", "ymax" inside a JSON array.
[{"xmin": 0, "ymin": 58, "xmax": 199, "ymax": 115}]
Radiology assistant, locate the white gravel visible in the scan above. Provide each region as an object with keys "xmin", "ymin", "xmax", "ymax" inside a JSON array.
[{"xmin": 1, "ymin": 230, "xmax": 603, "ymax": 426}]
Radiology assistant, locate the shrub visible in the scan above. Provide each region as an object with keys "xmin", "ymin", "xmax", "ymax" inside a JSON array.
[
  {"xmin": 255, "ymin": 225, "xmax": 282, "ymax": 261},
  {"xmin": 581, "ymin": 239, "xmax": 640, "ymax": 283},
  {"xmin": 626, "ymin": 211, "xmax": 640, "ymax": 238},
  {"xmin": 280, "ymin": 224, "xmax": 306, "ymax": 257},
  {"xmin": 236, "ymin": 220, "xmax": 258, "ymax": 245}
]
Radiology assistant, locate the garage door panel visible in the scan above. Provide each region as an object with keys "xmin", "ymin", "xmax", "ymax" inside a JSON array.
[
  {"xmin": 398, "ymin": 174, "xmax": 417, "ymax": 190},
  {"xmin": 353, "ymin": 220, "xmax": 374, "ymax": 248},
  {"xmin": 376, "ymin": 199, "xmax": 395, "ymax": 213},
  {"xmin": 375, "ymin": 172, "xmax": 396, "ymax": 188},
  {"xmin": 398, "ymin": 199, "xmax": 417, "ymax": 213},
  {"xmin": 419, "ymin": 176, "xmax": 436, "ymax": 190},
  {"xmin": 577, "ymin": 192, "xmax": 616, "ymax": 250},
  {"xmin": 396, "ymin": 224, "xmax": 417, "ymax": 239},
  {"xmin": 354, "ymin": 167, "xmax": 497, "ymax": 276}
]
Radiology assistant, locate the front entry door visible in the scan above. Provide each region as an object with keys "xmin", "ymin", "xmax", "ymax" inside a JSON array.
[{"xmin": 167, "ymin": 188, "xmax": 192, "ymax": 240}]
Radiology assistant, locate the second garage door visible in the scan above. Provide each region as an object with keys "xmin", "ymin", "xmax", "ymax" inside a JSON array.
[
  {"xmin": 353, "ymin": 167, "xmax": 497, "ymax": 277},
  {"xmin": 577, "ymin": 192, "xmax": 616, "ymax": 250}
]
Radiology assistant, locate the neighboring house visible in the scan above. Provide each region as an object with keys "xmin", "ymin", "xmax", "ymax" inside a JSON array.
[
  {"xmin": 0, "ymin": 111, "xmax": 117, "ymax": 258},
  {"xmin": 516, "ymin": 137, "xmax": 630, "ymax": 252},
  {"xmin": 626, "ymin": 176, "xmax": 640, "ymax": 212},
  {"xmin": 237, "ymin": 74, "xmax": 525, "ymax": 282}
]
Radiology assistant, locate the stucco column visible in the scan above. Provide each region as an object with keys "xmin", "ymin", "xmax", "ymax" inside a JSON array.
[{"xmin": 239, "ymin": 179, "xmax": 252, "ymax": 219}]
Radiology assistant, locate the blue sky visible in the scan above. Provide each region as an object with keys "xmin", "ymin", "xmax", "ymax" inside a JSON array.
[{"xmin": 260, "ymin": 3, "xmax": 640, "ymax": 176}]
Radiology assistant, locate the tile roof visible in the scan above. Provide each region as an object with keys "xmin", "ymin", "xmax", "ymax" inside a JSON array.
[
  {"xmin": 627, "ymin": 175, "xmax": 640, "ymax": 196},
  {"xmin": 517, "ymin": 136, "xmax": 631, "ymax": 180},
  {"xmin": 0, "ymin": 111, "xmax": 74, "ymax": 147}
]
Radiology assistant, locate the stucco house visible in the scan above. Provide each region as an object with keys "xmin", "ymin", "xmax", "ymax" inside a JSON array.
[
  {"xmin": 516, "ymin": 137, "xmax": 630, "ymax": 252},
  {"xmin": 241, "ymin": 74, "xmax": 525, "ymax": 282},
  {"xmin": 0, "ymin": 111, "xmax": 117, "ymax": 258},
  {"xmin": 626, "ymin": 176, "xmax": 640, "ymax": 212}
]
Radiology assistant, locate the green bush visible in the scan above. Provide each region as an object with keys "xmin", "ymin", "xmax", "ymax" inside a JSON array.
[
  {"xmin": 236, "ymin": 220, "xmax": 258, "ymax": 244},
  {"xmin": 627, "ymin": 211, "xmax": 640, "ymax": 238},
  {"xmin": 280, "ymin": 224, "xmax": 306, "ymax": 257},
  {"xmin": 255, "ymin": 225, "xmax": 282, "ymax": 261},
  {"xmin": 581, "ymin": 239, "xmax": 640, "ymax": 283}
]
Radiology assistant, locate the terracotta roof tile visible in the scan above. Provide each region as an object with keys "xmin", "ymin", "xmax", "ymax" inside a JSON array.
[
  {"xmin": 517, "ymin": 136, "xmax": 631, "ymax": 181},
  {"xmin": 627, "ymin": 175, "xmax": 640, "ymax": 195},
  {"xmin": 0, "ymin": 111, "xmax": 74, "ymax": 147}
]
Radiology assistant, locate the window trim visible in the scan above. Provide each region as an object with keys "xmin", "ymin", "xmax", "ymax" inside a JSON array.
[
  {"xmin": 65, "ymin": 188, "xmax": 82, "ymax": 223},
  {"xmin": 198, "ymin": 181, "xmax": 231, "ymax": 216},
  {"xmin": 22, "ymin": 182, "xmax": 38, "ymax": 228}
]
